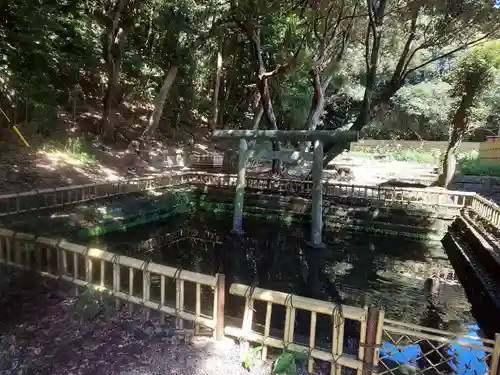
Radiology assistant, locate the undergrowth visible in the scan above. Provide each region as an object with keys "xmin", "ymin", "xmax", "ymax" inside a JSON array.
[
  {"xmin": 242, "ymin": 345, "xmax": 311, "ymax": 375},
  {"xmin": 75, "ymin": 285, "xmax": 114, "ymax": 321},
  {"xmin": 40, "ymin": 136, "xmax": 96, "ymax": 167}
]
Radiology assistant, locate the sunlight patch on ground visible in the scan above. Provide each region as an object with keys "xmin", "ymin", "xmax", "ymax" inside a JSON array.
[
  {"xmin": 35, "ymin": 148, "xmax": 122, "ymax": 183},
  {"xmin": 38, "ymin": 149, "xmax": 93, "ymax": 168}
]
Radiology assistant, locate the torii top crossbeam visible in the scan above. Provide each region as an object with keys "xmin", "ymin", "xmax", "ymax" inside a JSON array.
[
  {"xmin": 212, "ymin": 129, "xmax": 355, "ymax": 142},
  {"xmin": 213, "ymin": 128, "xmax": 350, "ymax": 248}
]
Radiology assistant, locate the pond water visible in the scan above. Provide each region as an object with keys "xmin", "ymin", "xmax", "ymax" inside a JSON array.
[{"xmin": 87, "ymin": 212, "xmax": 475, "ymax": 334}]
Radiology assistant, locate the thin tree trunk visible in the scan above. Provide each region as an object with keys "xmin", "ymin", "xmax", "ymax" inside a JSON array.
[
  {"xmin": 142, "ymin": 65, "xmax": 178, "ymax": 139},
  {"xmin": 435, "ymin": 94, "xmax": 473, "ymax": 188},
  {"xmin": 322, "ymin": 0, "xmax": 387, "ymax": 168},
  {"xmin": 241, "ymin": 24, "xmax": 303, "ymax": 175},
  {"xmin": 247, "ymin": 104, "xmax": 263, "ymax": 150},
  {"xmin": 257, "ymin": 78, "xmax": 282, "ymax": 173},
  {"xmin": 300, "ymin": 69, "xmax": 330, "ymax": 156},
  {"xmin": 102, "ymin": 44, "xmax": 124, "ymax": 140},
  {"xmin": 101, "ymin": 0, "xmax": 131, "ymax": 141},
  {"xmin": 211, "ymin": 39, "xmax": 223, "ymax": 131},
  {"xmin": 436, "ymin": 129, "xmax": 462, "ymax": 188}
]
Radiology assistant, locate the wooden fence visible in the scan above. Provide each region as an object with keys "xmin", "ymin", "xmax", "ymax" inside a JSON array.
[
  {"xmin": 0, "ymin": 171, "xmax": 477, "ymax": 218},
  {"xmin": 1, "ymin": 174, "xmax": 500, "ymax": 373},
  {"xmin": 0, "ymin": 170, "xmax": 498, "ymax": 236},
  {"xmin": 480, "ymin": 139, "xmax": 500, "ymax": 162},
  {"xmin": 186, "ymin": 172, "xmax": 476, "ymax": 209},
  {"xmin": 350, "ymin": 140, "xmax": 480, "ymax": 154},
  {"xmin": 0, "ymin": 225, "xmax": 497, "ymax": 374},
  {"xmin": 471, "ymin": 194, "xmax": 500, "ymax": 230},
  {"xmin": 224, "ymin": 283, "xmax": 374, "ymax": 374},
  {"xmin": 0, "ymin": 227, "xmax": 225, "ymax": 338},
  {"xmin": 0, "ymin": 173, "xmax": 188, "ymax": 217}
]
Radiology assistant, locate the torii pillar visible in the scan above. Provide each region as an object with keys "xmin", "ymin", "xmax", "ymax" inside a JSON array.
[{"xmin": 212, "ymin": 130, "xmax": 353, "ymax": 248}]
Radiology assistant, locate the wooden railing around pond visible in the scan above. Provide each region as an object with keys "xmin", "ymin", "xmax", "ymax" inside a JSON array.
[
  {"xmin": 471, "ymin": 194, "xmax": 500, "ymax": 230},
  {"xmin": 0, "ymin": 173, "xmax": 188, "ymax": 217},
  {"xmin": 0, "ymin": 171, "xmax": 482, "ymax": 222},
  {"xmin": 0, "ymin": 226, "xmax": 498, "ymax": 374},
  {"xmin": 224, "ymin": 283, "xmax": 374, "ymax": 374},
  {"xmin": 3, "ymin": 170, "xmax": 500, "ymax": 239},
  {"xmin": 0, "ymin": 171, "xmax": 478, "ymax": 218},
  {"xmin": 0, "ymin": 227, "xmax": 225, "ymax": 339},
  {"xmin": 185, "ymin": 172, "xmax": 475, "ymax": 209}
]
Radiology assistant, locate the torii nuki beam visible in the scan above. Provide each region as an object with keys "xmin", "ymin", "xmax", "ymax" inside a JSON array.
[{"xmin": 212, "ymin": 129, "xmax": 356, "ymax": 247}]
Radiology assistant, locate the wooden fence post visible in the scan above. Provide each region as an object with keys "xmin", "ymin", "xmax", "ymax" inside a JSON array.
[
  {"xmin": 489, "ymin": 333, "xmax": 500, "ymax": 375},
  {"xmin": 362, "ymin": 307, "xmax": 382, "ymax": 375},
  {"xmin": 214, "ymin": 273, "xmax": 225, "ymax": 340}
]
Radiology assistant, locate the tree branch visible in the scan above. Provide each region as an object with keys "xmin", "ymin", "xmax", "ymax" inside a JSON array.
[
  {"xmin": 402, "ymin": 33, "xmax": 495, "ymax": 80},
  {"xmin": 258, "ymin": 34, "xmax": 306, "ymax": 80}
]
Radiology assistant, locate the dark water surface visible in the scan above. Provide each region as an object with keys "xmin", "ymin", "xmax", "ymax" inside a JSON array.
[{"xmin": 86, "ymin": 212, "xmax": 475, "ymax": 335}]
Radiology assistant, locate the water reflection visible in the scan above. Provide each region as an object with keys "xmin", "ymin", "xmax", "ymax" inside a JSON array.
[{"xmin": 90, "ymin": 213, "xmax": 474, "ymax": 329}]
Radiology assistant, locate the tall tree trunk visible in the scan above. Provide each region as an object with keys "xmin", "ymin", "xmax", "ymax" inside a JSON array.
[
  {"xmin": 435, "ymin": 94, "xmax": 473, "ymax": 188},
  {"xmin": 211, "ymin": 39, "xmax": 223, "ymax": 131},
  {"xmin": 101, "ymin": 0, "xmax": 131, "ymax": 141},
  {"xmin": 257, "ymin": 79, "xmax": 282, "ymax": 174},
  {"xmin": 322, "ymin": 0, "xmax": 387, "ymax": 168},
  {"xmin": 142, "ymin": 65, "xmax": 178, "ymax": 139},
  {"xmin": 300, "ymin": 69, "xmax": 330, "ymax": 156},
  {"xmin": 247, "ymin": 103, "xmax": 263, "ymax": 150},
  {"xmin": 240, "ymin": 22, "xmax": 303, "ymax": 175}
]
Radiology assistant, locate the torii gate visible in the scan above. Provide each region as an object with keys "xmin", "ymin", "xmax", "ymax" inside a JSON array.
[{"xmin": 212, "ymin": 129, "xmax": 354, "ymax": 248}]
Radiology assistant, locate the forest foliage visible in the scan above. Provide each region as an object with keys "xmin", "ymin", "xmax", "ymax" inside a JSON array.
[{"xmin": 1, "ymin": 0, "xmax": 500, "ymax": 158}]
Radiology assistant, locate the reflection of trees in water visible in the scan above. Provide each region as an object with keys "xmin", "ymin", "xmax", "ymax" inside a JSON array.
[{"xmin": 96, "ymin": 214, "xmax": 473, "ymax": 331}]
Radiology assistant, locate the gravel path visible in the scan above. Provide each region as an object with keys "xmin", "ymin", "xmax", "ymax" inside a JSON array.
[{"xmin": 0, "ymin": 273, "xmax": 322, "ymax": 375}]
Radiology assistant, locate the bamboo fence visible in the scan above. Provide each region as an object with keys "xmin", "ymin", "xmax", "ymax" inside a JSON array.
[
  {"xmin": 480, "ymin": 139, "xmax": 500, "ymax": 162},
  {"xmin": 0, "ymin": 171, "xmax": 479, "ymax": 218},
  {"xmin": 0, "ymin": 172, "xmax": 500, "ymax": 373},
  {"xmin": 0, "ymin": 227, "xmax": 225, "ymax": 339},
  {"xmin": 0, "ymin": 173, "xmax": 188, "ymax": 217},
  {"xmin": 224, "ymin": 283, "xmax": 500, "ymax": 375}
]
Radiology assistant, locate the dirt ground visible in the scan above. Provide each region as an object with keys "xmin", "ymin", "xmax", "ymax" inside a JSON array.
[
  {"xmin": 0, "ymin": 272, "xmax": 276, "ymax": 375},
  {"xmin": 0, "ymin": 134, "xmax": 205, "ymax": 194},
  {"xmin": 0, "ymin": 272, "xmax": 329, "ymax": 375}
]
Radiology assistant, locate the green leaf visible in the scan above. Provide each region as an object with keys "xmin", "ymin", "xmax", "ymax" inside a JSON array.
[
  {"xmin": 242, "ymin": 345, "xmax": 262, "ymax": 370},
  {"xmin": 273, "ymin": 352, "xmax": 295, "ymax": 374}
]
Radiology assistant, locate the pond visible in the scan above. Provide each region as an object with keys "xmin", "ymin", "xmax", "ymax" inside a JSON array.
[{"xmin": 87, "ymin": 211, "xmax": 475, "ymax": 334}]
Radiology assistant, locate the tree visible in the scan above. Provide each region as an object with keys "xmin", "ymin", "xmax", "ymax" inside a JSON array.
[
  {"xmin": 436, "ymin": 40, "xmax": 500, "ymax": 187},
  {"xmin": 366, "ymin": 79, "xmax": 453, "ymax": 140},
  {"xmin": 100, "ymin": 0, "xmax": 142, "ymax": 141},
  {"xmin": 299, "ymin": 0, "xmax": 361, "ymax": 154},
  {"xmin": 229, "ymin": 0, "xmax": 305, "ymax": 173},
  {"xmin": 322, "ymin": 0, "xmax": 500, "ymax": 167}
]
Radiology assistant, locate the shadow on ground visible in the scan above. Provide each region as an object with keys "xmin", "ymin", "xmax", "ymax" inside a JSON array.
[{"xmin": 0, "ymin": 271, "xmax": 283, "ymax": 375}]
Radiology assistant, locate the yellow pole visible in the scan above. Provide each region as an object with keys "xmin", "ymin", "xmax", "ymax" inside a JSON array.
[{"xmin": 0, "ymin": 106, "xmax": 30, "ymax": 147}]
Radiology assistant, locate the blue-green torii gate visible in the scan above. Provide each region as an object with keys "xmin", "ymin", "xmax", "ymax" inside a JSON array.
[{"xmin": 212, "ymin": 130, "xmax": 355, "ymax": 248}]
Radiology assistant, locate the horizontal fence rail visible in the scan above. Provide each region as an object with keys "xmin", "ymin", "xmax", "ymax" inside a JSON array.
[
  {"xmin": 0, "ymin": 228, "xmax": 499, "ymax": 373},
  {"xmin": 224, "ymin": 283, "xmax": 376, "ymax": 375},
  {"xmin": 0, "ymin": 171, "xmax": 478, "ymax": 219},
  {"xmin": 0, "ymin": 228, "xmax": 225, "ymax": 338},
  {"xmin": 0, "ymin": 173, "xmax": 189, "ymax": 217},
  {"xmin": 184, "ymin": 172, "xmax": 476, "ymax": 209},
  {"xmin": 471, "ymin": 194, "xmax": 500, "ymax": 231}
]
